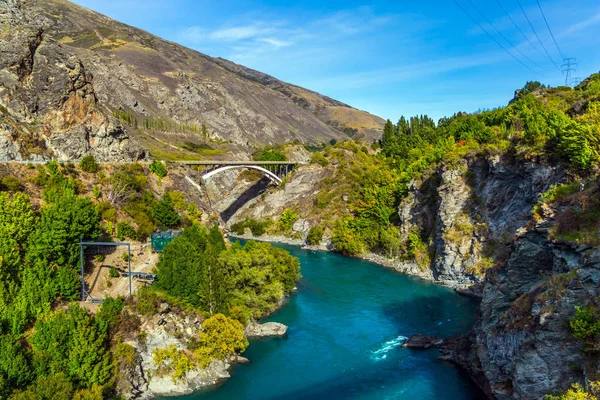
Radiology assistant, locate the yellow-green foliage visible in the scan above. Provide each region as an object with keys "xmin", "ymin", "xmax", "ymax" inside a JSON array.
[
  {"xmin": 307, "ymin": 225, "xmax": 324, "ymax": 246},
  {"xmin": 545, "ymin": 381, "xmax": 600, "ymax": 400},
  {"xmin": 195, "ymin": 314, "xmax": 248, "ymax": 368},
  {"xmin": 168, "ymin": 191, "xmax": 188, "ymax": 212},
  {"xmin": 152, "ymin": 345, "xmax": 195, "ymax": 383},
  {"xmin": 408, "ymin": 230, "xmax": 430, "ymax": 270},
  {"xmin": 466, "ymin": 257, "xmax": 494, "ymax": 277},
  {"xmin": 570, "ymin": 305, "xmax": 600, "ymax": 352},
  {"xmin": 331, "ymin": 218, "xmax": 365, "ymax": 255},
  {"xmin": 278, "ymin": 208, "xmax": 298, "ymax": 231},
  {"xmin": 310, "ymin": 151, "xmax": 329, "ymax": 166}
]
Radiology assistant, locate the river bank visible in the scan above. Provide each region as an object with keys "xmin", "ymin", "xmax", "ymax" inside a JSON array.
[
  {"xmin": 175, "ymin": 241, "xmax": 483, "ymax": 400},
  {"xmin": 228, "ymin": 233, "xmax": 481, "ymax": 296}
]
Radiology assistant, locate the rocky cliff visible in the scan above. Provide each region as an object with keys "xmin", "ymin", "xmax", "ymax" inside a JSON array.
[
  {"xmin": 0, "ymin": 0, "xmax": 383, "ymax": 161},
  {"xmin": 212, "ymin": 152, "xmax": 598, "ymax": 399}
]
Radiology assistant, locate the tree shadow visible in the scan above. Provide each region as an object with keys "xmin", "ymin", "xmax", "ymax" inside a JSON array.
[{"xmin": 220, "ymin": 177, "xmax": 271, "ymax": 222}]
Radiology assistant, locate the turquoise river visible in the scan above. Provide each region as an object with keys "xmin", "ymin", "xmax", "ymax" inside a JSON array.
[{"xmin": 179, "ymin": 242, "xmax": 484, "ymax": 400}]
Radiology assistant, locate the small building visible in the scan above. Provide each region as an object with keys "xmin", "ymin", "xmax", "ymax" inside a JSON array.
[{"xmin": 150, "ymin": 230, "xmax": 181, "ymax": 252}]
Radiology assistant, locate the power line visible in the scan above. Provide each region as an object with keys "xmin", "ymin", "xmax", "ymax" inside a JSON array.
[
  {"xmin": 466, "ymin": 0, "xmax": 548, "ymax": 74},
  {"xmin": 495, "ymin": 0, "xmax": 548, "ymax": 66},
  {"xmin": 515, "ymin": 0, "xmax": 562, "ymax": 72},
  {"xmin": 452, "ymin": 0, "xmax": 545, "ymax": 76},
  {"xmin": 535, "ymin": 0, "xmax": 566, "ymax": 60}
]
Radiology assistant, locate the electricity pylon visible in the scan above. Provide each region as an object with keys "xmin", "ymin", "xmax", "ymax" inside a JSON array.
[{"xmin": 561, "ymin": 58, "xmax": 578, "ymax": 87}]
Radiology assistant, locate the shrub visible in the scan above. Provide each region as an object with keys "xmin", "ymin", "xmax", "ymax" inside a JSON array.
[
  {"xmin": 152, "ymin": 345, "xmax": 195, "ymax": 383},
  {"xmin": 149, "ymin": 160, "xmax": 168, "ymax": 178},
  {"xmin": 278, "ymin": 208, "xmax": 298, "ymax": 231},
  {"xmin": 307, "ymin": 226, "xmax": 323, "ymax": 245},
  {"xmin": 245, "ymin": 219, "xmax": 269, "ymax": 237},
  {"xmin": 408, "ymin": 230, "xmax": 431, "ymax": 270},
  {"xmin": 109, "ymin": 268, "xmax": 120, "ymax": 278},
  {"xmin": 79, "ymin": 155, "xmax": 99, "ymax": 173},
  {"xmin": 230, "ymin": 221, "xmax": 246, "ymax": 235},
  {"xmin": 331, "ymin": 219, "xmax": 364, "ymax": 255},
  {"xmin": 1, "ymin": 176, "xmax": 23, "ymax": 192},
  {"xmin": 116, "ymin": 221, "xmax": 136, "ymax": 241},
  {"xmin": 195, "ymin": 314, "xmax": 248, "ymax": 368},
  {"xmin": 570, "ymin": 305, "xmax": 600, "ymax": 351},
  {"xmin": 310, "ymin": 152, "xmax": 329, "ymax": 167}
]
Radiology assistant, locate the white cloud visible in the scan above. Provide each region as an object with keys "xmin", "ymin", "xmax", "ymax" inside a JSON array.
[
  {"xmin": 257, "ymin": 38, "xmax": 292, "ymax": 49},
  {"xmin": 558, "ymin": 11, "xmax": 600, "ymax": 38},
  {"xmin": 209, "ymin": 25, "xmax": 275, "ymax": 41}
]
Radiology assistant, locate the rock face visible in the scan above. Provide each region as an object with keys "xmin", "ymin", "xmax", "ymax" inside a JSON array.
[
  {"xmin": 245, "ymin": 321, "xmax": 288, "ymax": 338},
  {"xmin": 470, "ymin": 233, "xmax": 599, "ymax": 399},
  {"xmin": 397, "ymin": 156, "xmax": 563, "ymax": 289},
  {"xmin": 0, "ymin": 0, "xmax": 146, "ymax": 161},
  {"xmin": 0, "ymin": 0, "xmax": 383, "ymax": 161},
  {"xmin": 117, "ymin": 305, "xmax": 232, "ymax": 399}
]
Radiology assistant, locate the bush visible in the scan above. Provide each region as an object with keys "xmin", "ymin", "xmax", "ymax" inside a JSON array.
[
  {"xmin": 245, "ymin": 218, "xmax": 269, "ymax": 237},
  {"xmin": 116, "ymin": 221, "xmax": 136, "ymax": 241},
  {"xmin": 278, "ymin": 208, "xmax": 298, "ymax": 231},
  {"xmin": 195, "ymin": 314, "xmax": 248, "ymax": 368},
  {"xmin": 310, "ymin": 152, "xmax": 329, "ymax": 167},
  {"xmin": 570, "ymin": 305, "xmax": 600, "ymax": 351},
  {"xmin": 331, "ymin": 219, "xmax": 364, "ymax": 255},
  {"xmin": 307, "ymin": 226, "xmax": 323, "ymax": 245},
  {"xmin": 152, "ymin": 345, "xmax": 195, "ymax": 383},
  {"xmin": 230, "ymin": 221, "xmax": 246, "ymax": 235},
  {"xmin": 1, "ymin": 176, "xmax": 23, "ymax": 192},
  {"xmin": 149, "ymin": 161, "xmax": 167, "ymax": 178},
  {"xmin": 109, "ymin": 268, "xmax": 120, "ymax": 278},
  {"xmin": 79, "ymin": 155, "xmax": 99, "ymax": 173}
]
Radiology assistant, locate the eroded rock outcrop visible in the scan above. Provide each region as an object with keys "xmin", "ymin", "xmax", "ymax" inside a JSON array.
[
  {"xmin": 116, "ymin": 305, "xmax": 231, "ymax": 399},
  {"xmin": 0, "ymin": 0, "xmax": 146, "ymax": 161}
]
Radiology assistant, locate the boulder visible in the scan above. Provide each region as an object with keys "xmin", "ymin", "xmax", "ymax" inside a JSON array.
[
  {"xmin": 402, "ymin": 334, "xmax": 446, "ymax": 349},
  {"xmin": 245, "ymin": 321, "xmax": 288, "ymax": 338}
]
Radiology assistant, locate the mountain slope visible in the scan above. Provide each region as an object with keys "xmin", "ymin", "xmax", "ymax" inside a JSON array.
[{"xmin": 0, "ymin": 0, "xmax": 384, "ymax": 161}]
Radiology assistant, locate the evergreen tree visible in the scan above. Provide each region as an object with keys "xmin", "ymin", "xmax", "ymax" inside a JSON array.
[
  {"xmin": 150, "ymin": 193, "xmax": 180, "ymax": 229},
  {"xmin": 198, "ymin": 224, "xmax": 228, "ymax": 315},
  {"xmin": 28, "ymin": 190, "xmax": 100, "ymax": 268},
  {"xmin": 155, "ymin": 225, "xmax": 208, "ymax": 305}
]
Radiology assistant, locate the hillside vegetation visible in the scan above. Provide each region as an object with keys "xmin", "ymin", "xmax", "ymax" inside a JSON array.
[
  {"xmin": 0, "ymin": 158, "xmax": 300, "ymax": 398},
  {"xmin": 247, "ymin": 75, "xmax": 600, "ymax": 260}
]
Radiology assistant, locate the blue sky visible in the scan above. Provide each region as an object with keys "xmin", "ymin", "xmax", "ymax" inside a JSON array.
[{"xmin": 71, "ymin": 0, "xmax": 600, "ymax": 122}]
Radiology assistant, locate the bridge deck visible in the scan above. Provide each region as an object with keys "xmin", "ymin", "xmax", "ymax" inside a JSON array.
[{"xmin": 179, "ymin": 160, "xmax": 301, "ymax": 165}]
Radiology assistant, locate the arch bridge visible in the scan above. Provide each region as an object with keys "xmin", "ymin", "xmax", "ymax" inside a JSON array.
[{"xmin": 179, "ymin": 160, "xmax": 302, "ymax": 185}]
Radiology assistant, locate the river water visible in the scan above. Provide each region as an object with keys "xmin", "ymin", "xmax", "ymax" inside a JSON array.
[{"xmin": 180, "ymin": 242, "xmax": 483, "ymax": 400}]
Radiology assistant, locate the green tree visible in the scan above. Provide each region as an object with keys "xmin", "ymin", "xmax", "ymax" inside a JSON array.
[
  {"xmin": 307, "ymin": 226, "xmax": 323, "ymax": 245},
  {"xmin": 331, "ymin": 219, "xmax": 364, "ymax": 255},
  {"xmin": 195, "ymin": 314, "xmax": 248, "ymax": 368},
  {"xmin": 28, "ymin": 190, "xmax": 100, "ymax": 268},
  {"xmin": 149, "ymin": 161, "xmax": 167, "ymax": 178},
  {"xmin": 0, "ymin": 334, "xmax": 34, "ymax": 390},
  {"xmin": 198, "ymin": 224, "xmax": 228, "ymax": 315},
  {"xmin": 79, "ymin": 156, "xmax": 99, "ymax": 173},
  {"xmin": 150, "ymin": 193, "xmax": 180, "ymax": 229},
  {"xmin": 29, "ymin": 304, "xmax": 112, "ymax": 388},
  {"xmin": 218, "ymin": 241, "xmax": 300, "ymax": 318},
  {"xmin": 155, "ymin": 225, "xmax": 208, "ymax": 306},
  {"xmin": 0, "ymin": 192, "xmax": 37, "ymax": 281}
]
